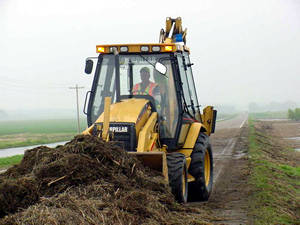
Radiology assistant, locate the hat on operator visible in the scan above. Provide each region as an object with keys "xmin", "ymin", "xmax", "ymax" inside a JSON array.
[{"xmin": 140, "ymin": 67, "xmax": 150, "ymax": 74}]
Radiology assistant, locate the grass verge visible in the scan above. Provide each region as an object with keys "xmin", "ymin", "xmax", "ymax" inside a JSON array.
[
  {"xmin": 0, "ymin": 118, "xmax": 87, "ymax": 149},
  {"xmin": 0, "ymin": 119, "xmax": 87, "ymax": 135},
  {"xmin": 0, "ymin": 155, "xmax": 23, "ymax": 169},
  {"xmin": 248, "ymin": 119, "xmax": 300, "ymax": 225}
]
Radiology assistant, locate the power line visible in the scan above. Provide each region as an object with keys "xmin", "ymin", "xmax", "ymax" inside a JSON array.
[{"xmin": 69, "ymin": 84, "xmax": 84, "ymax": 133}]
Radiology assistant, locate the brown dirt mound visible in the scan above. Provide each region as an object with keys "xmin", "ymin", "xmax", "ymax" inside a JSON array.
[{"xmin": 0, "ymin": 135, "xmax": 210, "ymax": 225}]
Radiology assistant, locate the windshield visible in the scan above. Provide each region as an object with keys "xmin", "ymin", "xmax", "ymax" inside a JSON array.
[
  {"xmin": 119, "ymin": 54, "xmax": 165, "ymax": 95},
  {"xmin": 89, "ymin": 53, "xmax": 179, "ymax": 138}
]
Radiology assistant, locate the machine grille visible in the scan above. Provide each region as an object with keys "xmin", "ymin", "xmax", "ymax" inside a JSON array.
[{"xmin": 92, "ymin": 122, "xmax": 137, "ymax": 152}]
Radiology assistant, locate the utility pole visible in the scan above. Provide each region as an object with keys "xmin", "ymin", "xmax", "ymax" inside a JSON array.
[{"xmin": 69, "ymin": 84, "xmax": 84, "ymax": 133}]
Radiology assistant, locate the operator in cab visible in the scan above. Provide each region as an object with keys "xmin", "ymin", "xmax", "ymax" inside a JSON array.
[
  {"xmin": 133, "ymin": 67, "xmax": 162, "ymax": 111},
  {"xmin": 133, "ymin": 67, "xmax": 159, "ymax": 96}
]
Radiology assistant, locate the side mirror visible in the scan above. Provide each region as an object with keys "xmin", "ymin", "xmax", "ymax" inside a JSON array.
[
  {"xmin": 85, "ymin": 59, "xmax": 93, "ymax": 74},
  {"xmin": 155, "ymin": 62, "xmax": 167, "ymax": 75}
]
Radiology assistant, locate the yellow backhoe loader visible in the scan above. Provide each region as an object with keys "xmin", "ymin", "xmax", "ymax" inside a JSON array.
[{"xmin": 82, "ymin": 17, "xmax": 217, "ymax": 203}]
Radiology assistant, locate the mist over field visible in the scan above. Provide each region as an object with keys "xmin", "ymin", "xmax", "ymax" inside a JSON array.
[{"xmin": 0, "ymin": 0, "xmax": 299, "ymax": 120}]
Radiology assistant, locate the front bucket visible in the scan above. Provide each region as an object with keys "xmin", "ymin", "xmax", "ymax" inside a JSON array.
[{"xmin": 128, "ymin": 152, "xmax": 168, "ymax": 182}]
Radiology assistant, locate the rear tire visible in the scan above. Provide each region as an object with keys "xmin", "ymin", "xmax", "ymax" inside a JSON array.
[
  {"xmin": 188, "ymin": 132, "xmax": 213, "ymax": 201},
  {"xmin": 167, "ymin": 153, "xmax": 188, "ymax": 203}
]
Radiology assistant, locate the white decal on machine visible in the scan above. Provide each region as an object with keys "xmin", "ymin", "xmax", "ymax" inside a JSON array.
[{"xmin": 109, "ymin": 127, "xmax": 128, "ymax": 133}]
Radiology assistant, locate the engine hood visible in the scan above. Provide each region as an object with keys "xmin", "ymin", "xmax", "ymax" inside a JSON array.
[{"xmin": 95, "ymin": 98, "xmax": 151, "ymax": 124}]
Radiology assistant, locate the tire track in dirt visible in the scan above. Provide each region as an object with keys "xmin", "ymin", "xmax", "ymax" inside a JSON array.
[
  {"xmin": 213, "ymin": 137, "xmax": 238, "ymax": 183},
  {"xmin": 207, "ymin": 125, "xmax": 249, "ymax": 225},
  {"xmin": 212, "ymin": 113, "xmax": 248, "ymax": 184},
  {"xmin": 188, "ymin": 113, "xmax": 249, "ymax": 224}
]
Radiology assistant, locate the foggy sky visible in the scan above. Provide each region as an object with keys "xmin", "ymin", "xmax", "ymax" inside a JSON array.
[{"xmin": 0, "ymin": 0, "xmax": 299, "ymax": 115}]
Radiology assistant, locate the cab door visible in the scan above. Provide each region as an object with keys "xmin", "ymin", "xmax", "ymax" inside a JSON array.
[
  {"xmin": 176, "ymin": 53, "xmax": 197, "ymax": 119},
  {"xmin": 175, "ymin": 53, "xmax": 196, "ymax": 147}
]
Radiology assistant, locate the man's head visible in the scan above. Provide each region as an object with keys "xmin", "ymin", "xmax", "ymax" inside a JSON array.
[{"xmin": 140, "ymin": 67, "xmax": 150, "ymax": 83}]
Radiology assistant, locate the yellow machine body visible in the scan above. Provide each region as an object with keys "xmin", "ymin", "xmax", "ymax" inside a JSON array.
[
  {"xmin": 83, "ymin": 97, "xmax": 215, "ymax": 183},
  {"xmin": 83, "ymin": 17, "xmax": 217, "ymax": 189}
]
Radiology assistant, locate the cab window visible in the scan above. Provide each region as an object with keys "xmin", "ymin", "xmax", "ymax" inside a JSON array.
[
  {"xmin": 176, "ymin": 54, "xmax": 192, "ymax": 110},
  {"xmin": 90, "ymin": 54, "xmax": 180, "ymax": 139},
  {"xmin": 90, "ymin": 55, "xmax": 116, "ymax": 124},
  {"xmin": 183, "ymin": 53, "xmax": 200, "ymax": 116}
]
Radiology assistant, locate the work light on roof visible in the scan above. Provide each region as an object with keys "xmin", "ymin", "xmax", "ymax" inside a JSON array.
[
  {"xmin": 152, "ymin": 46, "xmax": 161, "ymax": 52},
  {"xmin": 164, "ymin": 45, "xmax": 173, "ymax": 52},
  {"xmin": 120, "ymin": 46, "xmax": 128, "ymax": 52},
  {"xmin": 109, "ymin": 47, "xmax": 118, "ymax": 53},
  {"xmin": 97, "ymin": 46, "xmax": 105, "ymax": 53},
  {"xmin": 140, "ymin": 46, "xmax": 149, "ymax": 52}
]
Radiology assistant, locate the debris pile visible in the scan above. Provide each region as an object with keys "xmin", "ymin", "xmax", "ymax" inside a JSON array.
[{"xmin": 0, "ymin": 135, "xmax": 209, "ymax": 225}]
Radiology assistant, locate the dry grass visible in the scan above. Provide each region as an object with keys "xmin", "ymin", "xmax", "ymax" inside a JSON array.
[{"xmin": 0, "ymin": 135, "xmax": 211, "ymax": 225}]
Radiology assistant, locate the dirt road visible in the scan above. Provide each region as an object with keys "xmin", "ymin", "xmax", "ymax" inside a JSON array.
[
  {"xmin": 188, "ymin": 113, "xmax": 250, "ymax": 224},
  {"xmin": 191, "ymin": 115, "xmax": 299, "ymax": 224},
  {"xmin": 212, "ymin": 113, "xmax": 248, "ymax": 183}
]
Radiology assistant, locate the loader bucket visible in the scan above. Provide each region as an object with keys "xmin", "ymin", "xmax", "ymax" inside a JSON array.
[{"xmin": 128, "ymin": 152, "xmax": 168, "ymax": 183}]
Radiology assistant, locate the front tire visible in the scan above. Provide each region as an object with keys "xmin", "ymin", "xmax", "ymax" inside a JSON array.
[
  {"xmin": 188, "ymin": 133, "xmax": 213, "ymax": 201},
  {"xmin": 167, "ymin": 153, "xmax": 188, "ymax": 203}
]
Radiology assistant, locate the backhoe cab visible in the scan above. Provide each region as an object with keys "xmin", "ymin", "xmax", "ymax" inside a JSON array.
[{"xmin": 83, "ymin": 17, "xmax": 217, "ymax": 203}]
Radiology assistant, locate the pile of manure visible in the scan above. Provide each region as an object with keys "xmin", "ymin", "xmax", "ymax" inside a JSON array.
[{"xmin": 0, "ymin": 135, "xmax": 211, "ymax": 225}]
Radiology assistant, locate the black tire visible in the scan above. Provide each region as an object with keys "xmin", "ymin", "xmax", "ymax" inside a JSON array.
[
  {"xmin": 188, "ymin": 132, "xmax": 213, "ymax": 201},
  {"xmin": 167, "ymin": 153, "xmax": 188, "ymax": 203}
]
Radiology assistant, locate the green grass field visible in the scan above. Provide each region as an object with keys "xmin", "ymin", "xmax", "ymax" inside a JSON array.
[
  {"xmin": 0, "ymin": 118, "xmax": 87, "ymax": 149},
  {"xmin": 249, "ymin": 111, "xmax": 287, "ymax": 119},
  {"xmin": 0, "ymin": 118, "xmax": 87, "ymax": 135}
]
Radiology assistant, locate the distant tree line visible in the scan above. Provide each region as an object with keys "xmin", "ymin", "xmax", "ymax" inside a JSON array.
[{"xmin": 288, "ymin": 108, "xmax": 300, "ymax": 121}]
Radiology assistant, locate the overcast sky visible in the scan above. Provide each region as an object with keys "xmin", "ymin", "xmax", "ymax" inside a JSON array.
[{"xmin": 0, "ymin": 0, "xmax": 299, "ymax": 114}]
